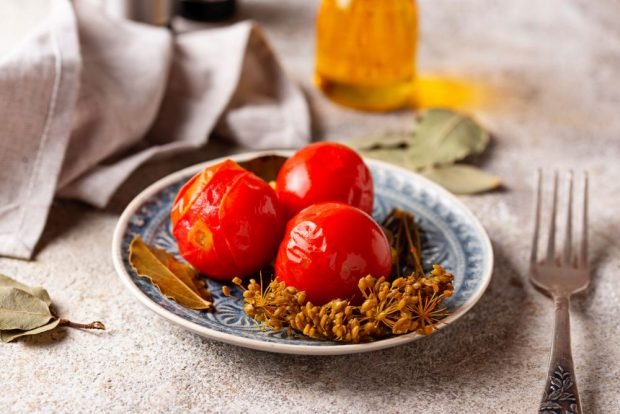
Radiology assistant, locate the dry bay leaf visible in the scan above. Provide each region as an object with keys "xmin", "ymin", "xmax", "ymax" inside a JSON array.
[
  {"xmin": 345, "ymin": 133, "xmax": 410, "ymax": 152},
  {"xmin": 129, "ymin": 235, "xmax": 213, "ymax": 310},
  {"xmin": 0, "ymin": 318, "xmax": 60, "ymax": 343},
  {"xmin": 149, "ymin": 245, "xmax": 207, "ymax": 298},
  {"xmin": 354, "ymin": 148, "xmax": 419, "ymax": 171},
  {"xmin": 422, "ymin": 164, "xmax": 501, "ymax": 194},
  {"xmin": 0, "ymin": 287, "xmax": 53, "ymax": 330},
  {"xmin": 348, "ymin": 109, "xmax": 489, "ymax": 170},
  {"xmin": 345, "ymin": 109, "xmax": 499, "ymax": 195},
  {"xmin": 0, "ymin": 273, "xmax": 52, "ymax": 306},
  {"xmin": 409, "ymin": 109, "xmax": 489, "ymax": 168},
  {"xmin": 0, "ymin": 274, "xmax": 105, "ymax": 343}
]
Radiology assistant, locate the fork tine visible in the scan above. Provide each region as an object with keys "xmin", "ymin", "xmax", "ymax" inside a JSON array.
[
  {"xmin": 579, "ymin": 172, "xmax": 589, "ymax": 268},
  {"xmin": 546, "ymin": 171, "xmax": 559, "ymax": 263},
  {"xmin": 563, "ymin": 171, "xmax": 574, "ymax": 264},
  {"xmin": 530, "ymin": 169, "xmax": 542, "ymax": 264}
]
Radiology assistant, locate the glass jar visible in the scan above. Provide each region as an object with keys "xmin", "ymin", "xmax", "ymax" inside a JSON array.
[{"xmin": 314, "ymin": 0, "xmax": 418, "ymax": 111}]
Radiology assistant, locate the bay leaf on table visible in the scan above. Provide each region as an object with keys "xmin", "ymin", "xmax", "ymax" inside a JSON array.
[
  {"xmin": 0, "ymin": 318, "xmax": 60, "ymax": 343},
  {"xmin": 0, "ymin": 273, "xmax": 52, "ymax": 306},
  {"xmin": 345, "ymin": 133, "xmax": 411, "ymax": 152},
  {"xmin": 347, "ymin": 109, "xmax": 490, "ymax": 172},
  {"xmin": 0, "ymin": 274, "xmax": 105, "ymax": 343},
  {"xmin": 409, "ymin": 109, "xmax": 489, "ymax": 168},
  {"xmin": 0, "ymin": 287, "xmax": 53, "ymax": 330},
  {"xmin": 353, "ymin": 147, "xmax": 420, "ymax": 171},
  {"xmin": 129, "ymin": 235, "xmax": 213, "ymax": 310},
  {"xmin": 422, "ymin": 164, "xmax": 501, "ymax": 194}
]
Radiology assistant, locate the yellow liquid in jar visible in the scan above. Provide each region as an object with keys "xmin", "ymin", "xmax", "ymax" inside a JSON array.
[{"xmin": 314, "ymin": 0, "xmax": 418, "ymax": 111}]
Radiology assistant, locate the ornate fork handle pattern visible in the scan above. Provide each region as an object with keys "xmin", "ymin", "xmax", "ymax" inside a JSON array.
[
  {"xmin": 540, "ymin": 365, "xmax": 578, "ymax": 414},
  {"xmin": 538, "ymin": 296, "xmax": 581, "ymax": 414}
]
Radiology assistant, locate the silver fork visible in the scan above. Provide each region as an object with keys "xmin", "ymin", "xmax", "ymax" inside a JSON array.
[{"xmin": 529, "ymin": 171, "xmax": 589, "ymax": 414}]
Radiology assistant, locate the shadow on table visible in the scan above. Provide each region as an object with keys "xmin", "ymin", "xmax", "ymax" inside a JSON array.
[
  {"xmin": 12, "ymin": 325, "xmax": 68, "ymax": 347},
  {"xmin": 15, "ymin": 323, "xmax": 111, "ymax": 348},
  {"xmin": 31, "ymin": 200, "xmax": 91, "ymax": 259}
]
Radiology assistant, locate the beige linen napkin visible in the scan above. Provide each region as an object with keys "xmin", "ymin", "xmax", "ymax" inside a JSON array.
[{"xmin": 0, "ymin": 0, "xmax": 310, "ymax": 259}]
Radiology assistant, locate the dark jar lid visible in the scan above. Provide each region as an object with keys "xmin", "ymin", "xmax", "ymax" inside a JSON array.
[{"xmin": 176, "ymin": 0, "xmax": 236, "ymax": 21}]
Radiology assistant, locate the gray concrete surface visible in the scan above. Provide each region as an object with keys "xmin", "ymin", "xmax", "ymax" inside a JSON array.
[{"xmin": 2, "ymin": 0, "xmax": 620, "ymax": 413}]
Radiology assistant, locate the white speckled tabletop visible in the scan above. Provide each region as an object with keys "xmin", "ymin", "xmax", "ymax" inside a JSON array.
[{"xmin": 2, "ymin": 0, "xmax": 620, "ymax": 413}]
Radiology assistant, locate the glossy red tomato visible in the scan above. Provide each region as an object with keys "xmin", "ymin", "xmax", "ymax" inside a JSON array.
[
  {"xmin": 275, "ymin": 142, "xmax": 374, "ymax": 218},
  {"xmin": 274, "ymin": 202, "xmax": 392, "ymax": 305},
  {"xmin": 171, "ymin": 160, "xmax": 285, "ymax": 280}
]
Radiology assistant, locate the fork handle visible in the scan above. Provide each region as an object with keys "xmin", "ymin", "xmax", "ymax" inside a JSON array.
[{"xmin": 539, "ymin": 296, "xmax": 582, "ymax": 414}]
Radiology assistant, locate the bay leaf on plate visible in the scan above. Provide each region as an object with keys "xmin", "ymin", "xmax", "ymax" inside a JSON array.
[
  {"xmin": 129, "ymin": 235, "xmax": 213, "ymax": 310},
  {"xmin": 148, "ymin": 243, "xmax": 208, "ymax": 299},
  {"xmin": 239, "ymin": 155, "xmax": 288, "ymax": 182},
  {"xmin": 0, "ymin": 273, "xmax": 52, "ymax": 306},
  {"xmin": 422, "ymin": 164, "xmax": 501, "ymax": 194},
  {"xmin": 409, "ymin": 109, "xmax": 489, "ymax": 168},
  {"xmin": 0, "ymin": 287, "xmax": 53, "ymax": 330},
  {"xmin": 0, "ymin": 318, "xmax": 60, "ymax": 343}
]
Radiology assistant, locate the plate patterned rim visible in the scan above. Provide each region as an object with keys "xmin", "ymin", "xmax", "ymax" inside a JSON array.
[{"xmin": 112, "ymin": 150, "xmax": 493, "ymax": 355}]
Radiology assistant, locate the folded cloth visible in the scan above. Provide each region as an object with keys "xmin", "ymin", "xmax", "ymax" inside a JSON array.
[{"xmin": 0, "ymin": 0, "xmax": 310, "ymax": 259}]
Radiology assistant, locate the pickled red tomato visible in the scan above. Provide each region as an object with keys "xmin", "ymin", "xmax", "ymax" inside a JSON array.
[
  {"xmin": 274, "ymin": 202, "xmax": 392, "ymax": 304},
  {"xmin": 171, "ymin": 160, "xmax": 285, "ymax": 280},
  {"xmin": 275, "ymin": 142, "xmax": 374, "ymax": 217}
]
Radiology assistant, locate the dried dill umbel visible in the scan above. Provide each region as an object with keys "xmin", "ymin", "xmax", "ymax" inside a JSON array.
[
  {"xmin": 228, "ymin": 208, "xmax": 455, "ymax": 343},
  {"xmin": 231, "ymin": 265, "xmax": 454, "ymax": 343}
]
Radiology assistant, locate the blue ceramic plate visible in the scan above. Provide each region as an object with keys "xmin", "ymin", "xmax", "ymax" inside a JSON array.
[{"xmin": 112, "ymin": 151, "xmax": 493, "ymax": 355}]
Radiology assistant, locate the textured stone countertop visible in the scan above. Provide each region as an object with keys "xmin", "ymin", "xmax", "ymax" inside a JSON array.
[{"xmin": 2, "ymin": 1, "xmax": 620, "ymax": 413}]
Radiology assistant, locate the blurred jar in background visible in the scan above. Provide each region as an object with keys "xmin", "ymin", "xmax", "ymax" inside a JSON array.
[{"xmin": 314, "ymin": 0, "xmax": 418, "ymax": 112}]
